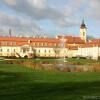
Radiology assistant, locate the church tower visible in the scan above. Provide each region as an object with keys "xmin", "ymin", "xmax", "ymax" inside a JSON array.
[{"xmin": 80, "ymin": 20, "xmax": 87, "ymax": 42}]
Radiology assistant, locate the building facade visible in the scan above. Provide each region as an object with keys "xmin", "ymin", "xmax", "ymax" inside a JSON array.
[{"xmin": 0, "ymin": 21, "xmax": 100, "ymax": 60}]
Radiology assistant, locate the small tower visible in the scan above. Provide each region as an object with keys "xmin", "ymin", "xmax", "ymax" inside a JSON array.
[{"xmin": 80, "ymin": 20, "xmax": 87, "ymax": 42}]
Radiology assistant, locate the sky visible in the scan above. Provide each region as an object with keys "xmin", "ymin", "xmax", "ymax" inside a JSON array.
[{"xmin": 0, "ymin": 0, "xmax": 100, "ymax": 38}]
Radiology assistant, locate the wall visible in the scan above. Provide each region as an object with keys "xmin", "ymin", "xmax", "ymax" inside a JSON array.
[
  {"xmin": 78, "ymin": 46, "xmax": 100, "ymax": 60},
  {"xmin": 0, "ymin": 46, "xmax": 21, "ymax": 57}
]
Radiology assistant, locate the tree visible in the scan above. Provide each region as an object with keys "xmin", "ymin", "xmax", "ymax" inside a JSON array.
[{"xmin": 87, "ymin": 35, "xmax": 95, "ymax": 40}]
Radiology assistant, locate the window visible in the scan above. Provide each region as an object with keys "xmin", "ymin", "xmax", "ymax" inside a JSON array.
[
  {"xmin": 41, "ymin": 43, "xmax": 44, "ymax": 46},
  {"xmin": 5, "ymin": 42, "xmax": 8, "ymax": 46},
  {"xmin": 1, "ymin": 42, "xmax": 5, "ymax": 45},
  {"xmin": 38, "ymin": 50, "xmax": 40, "ymax": 53},
  {"xmin": 45, "ymin": 43, "xmax": 47, "ymax": 46},
  {"xmin": 28, "ymin": 40, "xmax": 31, "ymax": 43},
  {"xmin": 58, "ymin": 44, "xmax": 60, "ymax": 47},
  {"xmin": 22, "ymin": 47, "xmax": 29, "ymax": 53},
  {"xmin": 13, "ymin": 49, "xmax": 16, "ymax": 52},
  {"xmin": 44, "ymin": 50, "xmax": 46, "ymax": 53},
  {"xmin": 37, "ymin": 43, "xmax": 39, "ymax": 46},
  {"xmin": 33, "ymin": 43, "xmax": 36, "ymax": 46},
  {"xmin": 1, "ymin": 42, "xmax": 8, "ymax": 45},
  {"xmin": 0, "ymin": 49, "xmax": 2, "ymax": 52},
  {"xmin": 10, "ymin": 42, "xmax": 13, "ymax": 45},
  {"xmin": 49, "ymin": 50, "xmax": 50, "ymax": 53},
  {"xmin": 7, "ymin": 49, "xmax": 9, "ymax": 52},
  {"xmin": 54, "ymin": 43, "xmax": 57, "ymax": 47},
  {"xmin": 83, "ymin": 32, "xmax": 85, "ymax": 36},
  {"xmin": 13, "ymin": 42, "xmax": 16, "ymax": 46}
]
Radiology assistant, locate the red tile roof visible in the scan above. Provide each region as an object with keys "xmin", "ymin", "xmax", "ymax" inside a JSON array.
[
  {"xmin": 0, "ymin": 37, "xmax": 59, "ymax": 43},
  {"xmin": 68, "ymin": 46, "xmax": 78, "ymax": 50},
  {"xmin": 57, "ymin": 35, "xmax": 85, "ymax": 44},
  {"xmin": 0, "ymin": 36, "xmax": 85, "ymax": 46},
  {"xmin": 79, "ymin": 43, "xmax": 100, "ymax": 48},
  {"xmin": 0, "ymin": 36, "xmax": 99, "ymax": 48},
  {"xmin": 0, "ymin": 37, "xmax": 60, "ymax": 46},
  {"xmin": 89, "ymin": 39, "xmax": 100, "ymax": 44}
]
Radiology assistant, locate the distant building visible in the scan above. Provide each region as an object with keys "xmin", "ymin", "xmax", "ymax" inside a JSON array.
[{"xmin": 0, "ymin": 20, "xmax": 99, "ymax": 60}]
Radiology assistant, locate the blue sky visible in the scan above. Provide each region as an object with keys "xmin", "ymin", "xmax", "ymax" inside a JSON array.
[{"xmin": 0, "ymin": 0, "xmax": 100, "ymax": 38}]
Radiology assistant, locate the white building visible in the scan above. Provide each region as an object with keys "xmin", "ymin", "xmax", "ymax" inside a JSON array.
[{"xmin": 0, "ymin": 21, "xmax": 99, "ymax": 60}]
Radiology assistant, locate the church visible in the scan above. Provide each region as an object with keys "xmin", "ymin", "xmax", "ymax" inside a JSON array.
[{"xmin": 0, "ymin": 20, "xmax": 100, "ymax": 60}]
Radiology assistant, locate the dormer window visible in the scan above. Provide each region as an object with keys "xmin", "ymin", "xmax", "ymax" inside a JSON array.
[
  {"xmin": 45, "ymin": 43, "xmax": 47, "ymax": 46},
  {"xmin": 10, "ymin": 42, "xmax": 13, "ymax": 45},
  {"xmin": 33, "ymin": 43, "xmax": 36, "ymax": 46},
  {"xmin": 5, "ymin": 42, "xmax": 8, "ymax": 46},
  {"xmin": 13, "ymin": 42, "xmax": 16, "ymax": 46},
  {"xmin": 28, "ymin": 40, "xmax": 31, "ymax": 44}
]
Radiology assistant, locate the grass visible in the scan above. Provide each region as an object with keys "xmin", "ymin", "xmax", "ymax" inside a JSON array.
[
  {"xmin": 0, "ymin": 60, "xmax": 100, "ymax": 100},
  {"xmin": 67, "ymin": 58, "xmax": 100, "ymax": 65},
  {"xmin": 5, "ymin": 57, "xmax": 100, "ymax": 65}
]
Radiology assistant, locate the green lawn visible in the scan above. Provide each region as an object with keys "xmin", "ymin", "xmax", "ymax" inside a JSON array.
[
  {"xmin": 67, "ymin": 58, "xmax": 100, "ymax": 65},
  {"xmin": 7, "ymin": 57, "xmax": 100, "ymax": 65},
  {"xmin": 0, "ymin": 60, "xmax": 100, "ymax": 100}
]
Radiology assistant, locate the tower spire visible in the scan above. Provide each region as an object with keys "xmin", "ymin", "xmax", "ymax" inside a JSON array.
[
  {"xmin": 80, "ymin": 19, "xmax": 87, "ymax": 42},
  {"xmin": 82, "ymin": 19, "xmax": 84, "ymax": 25},
  {"xmin": 80, "ymin": 19, "xmax": 86, "ymax": 29}
]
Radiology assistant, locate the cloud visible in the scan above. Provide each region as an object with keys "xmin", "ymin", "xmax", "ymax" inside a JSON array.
[
  {"xmin": 0, "ymin": 11, "xmax": 46, "ymax": 36},
  {"xmin": 0, "ymin": 0, "xmax": 79, "ymax": 28},
  {"xmin": 1, "ymin": 0, "xmax": 100, "ymax": 37},
  {"xmin": 0, "ymin": 0, "xmax": 60, "ymax": 19},
  {"xmin": 3, "ymin": 0, "xmax": 16, "ymax": 6},
  {"xmin": 28, "ymin": 0, "xmax": 46, "ymax": 9},
  {"xmin": 68, "ymin": 0, "xmax": 100, "ymax": 22},
  {"xmin": 86, "ymin": 0, "xmax": 100, "ymax": 21}
]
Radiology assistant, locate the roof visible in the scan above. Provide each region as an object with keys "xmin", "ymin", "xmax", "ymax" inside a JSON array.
[
  {"xmin": 80, "ymin": 20, "xmax": 87, "ymax": 29},
  {"xmin": 78, "ymin": 39, "xmax": 100, "ymax": 48},
  {"xmin": 89, "ymin": 39, "xmax": 100, "ymax": 45},
  {"xmin": 68, "ymin": 46, "xmax": 78, "ymax": 50},
  {"xmin": 0, "ymin": 37, "xmax": 59, "ymax": 43},
  {"xmin": 57, "ymin": 35, "xmax": 85, "ymax": 44},
  {"xmin": 79, "ymin": 43, "xmax": 100, "ymax": 48},
  {"xmin": 1, "ymin": 36, "xmax": 99, "ymax": 48}
]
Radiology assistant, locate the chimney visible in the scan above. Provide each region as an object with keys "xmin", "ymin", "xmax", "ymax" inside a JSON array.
[{"xmin": 9, "ymin": 29, "xmax": 12, "ymax": 37}]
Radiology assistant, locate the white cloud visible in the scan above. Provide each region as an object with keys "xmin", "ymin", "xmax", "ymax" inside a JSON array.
[
  {"xmin": 0, "ymin": 11, "xmax": 46, "ymax": 36},
  {"xmin": 86, "ymin": 0, "xmax": 100, "ymax": 21},
  {"xmin": 1, "ymin": 0, "xmax": 100, "ymax": 36},
  {"xmin": 3, "ymin": 0, "xmax": 16, "ymax": 6},
  {"xmin": 0, "ymin": 0, "xmax": 79, "ymax": 27},
  {"xmin": 28, "ymin": 0, "xmax": 46, "ymax": 9}
]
